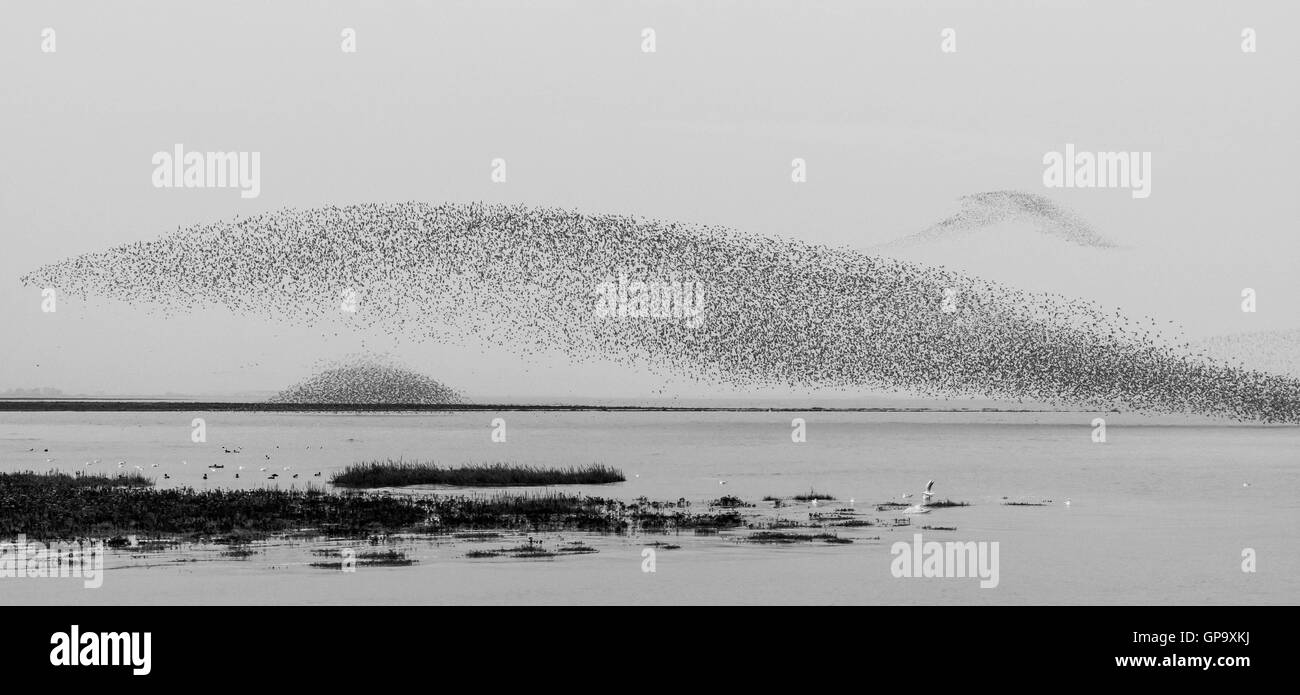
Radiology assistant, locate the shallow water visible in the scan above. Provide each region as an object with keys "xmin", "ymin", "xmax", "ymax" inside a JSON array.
[{"xmin": 1, "ymin": 411, "xmax": 1296, "ymax": 604}]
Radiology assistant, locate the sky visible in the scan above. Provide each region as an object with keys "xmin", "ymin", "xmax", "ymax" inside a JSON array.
[{"xmin": 1, "ymin": 0, "xmax": 1296, "ymax": 401}]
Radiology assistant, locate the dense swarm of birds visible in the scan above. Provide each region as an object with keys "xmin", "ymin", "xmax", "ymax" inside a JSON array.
[
  {"xmin": 1191, "ymin": 329, "xmax": 1300, "ymax": 379},
  {"xmin": 879, "ymin": 190, "xmax": 1119, "ymax": 250},
  {"xmin": 268, "ymin": 355, "xmax": 463, "ymax": 405},
  {"xmin": 20, "ymin": 201, "xmax": 1300, "ymax": 422}
]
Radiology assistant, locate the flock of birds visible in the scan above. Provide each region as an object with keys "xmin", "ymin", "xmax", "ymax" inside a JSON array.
[
  {"xmin": 19, "ymin": 201, "xmax": 1300, "ymax": 422},
  {"xmin": 269, "ymin": 355, "xmax": 462, "ymax": 405},
  {"xmin": 45, "ymin": 447, "xmax": 325, "ymax": 483},
  {"xmin": 1192, "ymin": 328, "xmax": 1300, "ymax": 380},
  {"xmin": 874, "ymin": 190, "xmax": 1120, "ymax": 250}
]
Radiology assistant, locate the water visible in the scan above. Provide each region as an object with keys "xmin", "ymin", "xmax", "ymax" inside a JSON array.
[{"xmin": 1, "ymin": 411, "xmax": 1296, "ymax": 604}]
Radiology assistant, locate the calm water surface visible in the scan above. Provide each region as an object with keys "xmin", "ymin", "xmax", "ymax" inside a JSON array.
[{"xmin": 1, "ymin": 411, "xmax": 1295, "ymax": 604}]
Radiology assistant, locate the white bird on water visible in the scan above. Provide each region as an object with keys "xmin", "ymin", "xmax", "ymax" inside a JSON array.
[
  {"xmin": 1065, "ymin": 498, "xmax": 1072, "ymax": 507},
  {"xmin": 903, "ymin": 480, "xmax": 936, "ymax": 515}
]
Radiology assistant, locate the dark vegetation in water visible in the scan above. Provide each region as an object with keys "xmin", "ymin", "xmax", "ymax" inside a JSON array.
[
  {"xmin": 645, "ymin": 541, "xmax": 682, "ymax": 550},
  {"xmin": 452, "ymin": 531, "xmax": 503, "ymax": 541},
  {"xmin": 132, "ymin": 538, "xmax": 181, "ymax": 552},
  {"xmin": 332, "ymin": 461, "xmax": 625, "ymax": 488},
  {"xmin": 0, "ymin": 475, "xmax": 743, "ymax": 540},
  {"xmin": 709, "ymin": 495, "xmax": 754, "ymax": 508},
  {"xmin": 792, "ymin": 489, "xmax": 836, "ymax": 501},
  {"xmin": 919, "ymin": 525, "xmax": 958, "ymax": 531},
  {"xmin": 927, "ymin": 498, "xmax": 970, "ymax": 508},
  {"xmin": 809, "ymin": 512, "xmax": 858, "ymax": 522},
  {"xmin": 1003, "ymin": 501, "xmax": 1051, "ymax": 506},
  {"xmin": 746, "ymin": 531, "xmax": 851, "ymax": 544},
  {"xmin": 508, "ymin": 545, "xmax": 557, "ymax": 559},
  {"xmin": 220, "ymin": 547, "xmax": 258, "ymax": 559},
  {"xmin": 556, "ymin": 541, "xmax": 598, "ymax": 554},
  {"xmin": 4, "ymin": 469, "xmax": 153, "ymax": 489},
  {"xmin": 310, "ymin": 549, "xmax": 415, "ymax": 569},
  {"xmin": 465, "ymin": 538, "xmax": 571, "ymax": 559}
]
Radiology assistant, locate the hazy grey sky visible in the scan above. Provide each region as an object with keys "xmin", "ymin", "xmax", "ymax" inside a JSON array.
[{"xmin": 2, "ymin": 0, "xmax": 1296, "ymax": 399}]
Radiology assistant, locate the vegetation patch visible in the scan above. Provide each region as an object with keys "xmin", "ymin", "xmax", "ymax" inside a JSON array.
[
  {"xmin": 792, "ymin": 489, "xmax": 836, "ymax": 502},
  {"xmin": 332, "ymin": 462, "xmax": 624, "ymax": 488}
]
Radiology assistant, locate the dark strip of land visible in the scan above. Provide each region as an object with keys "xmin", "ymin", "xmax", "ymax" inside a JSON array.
[
  {"xmin": 0, "ymin": 400, "xmax": 1055, "ymax": 413},
  {"xmin": 332, "ymin": 462, "xmax": 625, "ymax": 488},
  {"xmin": 0, "ymin": 471, "xmax": 742, "ymax": 540}
]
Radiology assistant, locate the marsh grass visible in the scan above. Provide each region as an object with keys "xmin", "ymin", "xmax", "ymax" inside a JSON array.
[
  {"xmin": 452, "ymin": 531, "xmax": 503, "ymax": 541},
  {"xmin": 792, "ymin": 489, "xmax": 836, "ymax": 502},
  {"xmin": 556, "ymin": 541, "xmax": 598, "ymax": 554},
  {"xmin": 746, "ymin": 531, "xmax": 850, "ymax": 544},
  {"xmin": 309, "ymin": 549, "xmax": 415, "ymax": 569},
  {"xmin": 220, "ymin": 547, "xmax": 258, "ymax": 559},
  {"xmin": 2, "ymin": 469, "xmax": 152, "ymax": 488},
  {"xmin": 134, "ymin": 539, "xmax": 180, "ymax": 552},
  {"xmin": 332, "ymin": 461, "xmax": 625, "ymax": 488},
  {"xmin": 505, "ymin": 543, "xmax": 558, "ymax": 559},
  {"xmin": 809, "ymin": 513, "xmax": 856, "ymax": 521},
  {"xmin": 645, "ymin": 541, "xmax": 681, "ymax": 549},
  {"xmin": 0, "ymin": 476, "xmax": 744, "ymax": 540},
  {"xmin": 356, "ymin": 549, "xmax": 414, "ymax": 565}
]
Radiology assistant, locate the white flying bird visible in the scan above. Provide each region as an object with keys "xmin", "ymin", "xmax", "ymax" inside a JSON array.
[{"xmin": 903, "ymin": 479, "xmax": 936, "ymax": 515}]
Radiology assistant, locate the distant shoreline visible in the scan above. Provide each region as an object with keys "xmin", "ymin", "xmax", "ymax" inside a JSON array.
[{"xmin": 0, "ymin": 400, "xmax": 1063, "ymax": 414}]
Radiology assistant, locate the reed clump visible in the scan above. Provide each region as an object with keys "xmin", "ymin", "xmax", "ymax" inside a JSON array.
[
  {"xmin": 0, "ymin": 474, "xmax": 745, "ymax": 540},
  {"xmin": 332, "ymin": 461, "xmax": 625, "ymax": 488}
]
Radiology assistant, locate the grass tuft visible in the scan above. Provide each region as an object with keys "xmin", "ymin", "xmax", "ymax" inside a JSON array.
[
  {"xmin": 1, "ymin": 469, "xmax": 153, "ymax": 488},
  {"xmin": 332, "ymin": 461, "xmax": 625, "ymax": 488},
  {"xmin": 791, "ymin": 489, "xmax": 836, "ymax": 502}
]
